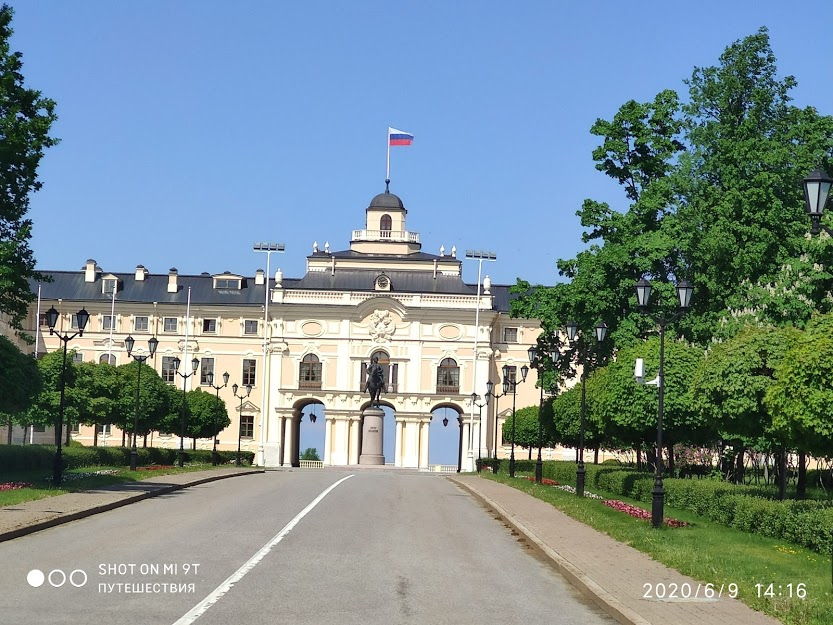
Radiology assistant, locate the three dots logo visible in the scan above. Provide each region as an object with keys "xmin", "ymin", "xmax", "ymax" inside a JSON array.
[{"xmin": 27, "ymin": 569, "xmax": 87, "ymax": 588}]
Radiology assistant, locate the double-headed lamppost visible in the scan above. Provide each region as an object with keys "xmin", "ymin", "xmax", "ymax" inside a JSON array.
[
  {"xmin": 634, "ymin": 277, "xmax": 693, "ymax": 528},
  {"xmin": 232, "ymin": 382, "xmax": 252, "ymax": 466},
  {"xmin": 124, "ymin": 335, "xmax": 159, "ymax": 471},
  {"xmin": 45, "ymin": 306, "xmax": 90, "ymax": 485},
  {"xmin": 172, "ymin": 355, "xmax": 200, "ymax": 467},
  {"xmin": 565, "ymin": 320, "xmax": 607, "ymax": 497},
  {"xmin": 804, "ymin": 167, "xmax": 833, "ymax": 236},
  {"xmin": 505, "ymin": 362, "xmax": 530, "ymax": 478},
  {"xmin": 485, "ymin": 379, "xmax": 509, "ymax": 474},
  {"xmin": 470, "ymin": 392, "xmax": 490, "ymax": 469},
  {"xmin": 528, "ymin": 340, "xmax": 560, "ymax": 483},
  {"xmin": 205, "ymin": 370, "xmax": 230, "ymax": 466}
]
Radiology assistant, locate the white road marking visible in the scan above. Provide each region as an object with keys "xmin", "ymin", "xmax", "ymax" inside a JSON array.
[{"xmin": 172, "ymin": 474, "xmax": 355, "ymax": 625}]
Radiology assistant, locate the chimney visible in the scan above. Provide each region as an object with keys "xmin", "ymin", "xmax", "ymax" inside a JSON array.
[
  {"xmin": 167, "ymin": 268, "xmax": 178, "ymax": 293},
  {"xmin": 255, "ymin": 269, "xmax": 265, "ymax": 285},
  {"xmin": 85, "ymin": 259, "xmax": 97, "ymax": 283},
  {"xmin": 135, "ymin": 265, "xmax": 148, "ymax": 281}
]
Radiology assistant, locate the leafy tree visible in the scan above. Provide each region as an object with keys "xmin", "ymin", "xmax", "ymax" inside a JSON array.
[
  {"xmin": 0, "ymin": 4, "xmax": 58, "ymax": 334},
  {"xmin": 23, "ymin": 349, "xmax": 81, "ymax": 443},
  {"xmin": 114, "ymin": 361, "xmax": 170, "ymax": 442},
  {"xmin": 301, "ymin": 448, "xmax": 320, "ymax": 461},
  {"xmin": 185, "ymin": 388, "xmax": 230, "ymax": 442},
  {"xmin": 74, "ymin": 361, "xmax": 122, "ymax": 438},
  {"xmin": 501, "ymin": 405, "xmax": 552, "ymax": 455},
  {"xmin": 0, "ymin": 335, "xmax": 41, "ymax": 441}
]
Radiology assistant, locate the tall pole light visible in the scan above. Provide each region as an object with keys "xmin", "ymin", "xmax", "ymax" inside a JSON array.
[
  {"xmin": 803, "ymin": 167, "xmax": 833, "ymax": 235},
  {"xmin": 565, "ymin": 320, "xmax": 607, "ymax": 497},
  {"xmin": 205, "ymin": 370, "xmax": 230, "ymax": 466},
  {"xmin": 172, "ymin": 355, "xmax": 200, "ymax": 467},
  {"xmin": 45, "ymin": 306, "xmax": 89, "ymax": 485},
  {"xmin": 505, "ymin": 362, "xmax": 529, "ymax": 478},
  {"xmin": 529, "ymin": 340, "xmax": 560, "ymax": 483},
  {"xmin": 125, "ymin": 334, "xmax": 159, "ymax": 471},
  {"xmin": 232, "ymin": 382, "xmax": 252, "ymax": 467},
  {"xmin": 470, "ymin": 392, "xmax": 490, "ymax": 469},
  {"xmin": 253, "ymin": 242, "xmax": 285, "ymax": 467},
  {"xmin": 634, "ymin": 276, "xmax": 693, "ymax": 528},
  {"xmin": 485, "ymin": 379, "xmax": 508, "ymax": 474},
  {"xmin": 465, "ymin": 250, "xmax": 497, "ymax": 472}
]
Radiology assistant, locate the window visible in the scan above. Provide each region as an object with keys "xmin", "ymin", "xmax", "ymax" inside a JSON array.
[
  {"xmin": 102, "ymin": 278, "xmax": 118, "ymax": 295},
  {"xmin": 97, "ymin": 424, "xmax": 112, "ymax": 435},
  {"xmin": 504, "ymin": 365, "xmax": 518, "ymax": 384},
  {"xmin": 240, "ymin": 415, "xmax": 254, "ymax": 439},
  {"xmin": 33, "ymin": 425, "xmax": 46, "ymax": 433},
  {"xmin": 134, "ymin": 316, "xmax": 149, "ymax": 332},
  {"xmin": 163, "ymin": 317, "xmax": 178, "ymax": 333},
  {"xmin": 99, "ymin": 354, "xmax": 116, "ymax": 365},
  {"xmin": 360, "ymin": 351, "xmax": 398, "ymax": 393},
  {"xmin": 242, "ymin": 359, "xmax": 257, "ymax": 386},
  {"xmin": 38, "ymin": 313, "xmax": 48, "ymax": 327},
  {"xmin": 102, "ymin": 315, "xmax": 114, "ymax": 331},
  {"xmin": 201, "ymin": 358, "xmax": 215, "ymax": 385},
  {"xmin": 244, "ymin": 320, "xmax": 258, "ymax": 335},
  {"xmin": 70, "ymin": 421, "xmax": 80, "ymax": 433},
  {"xmin": 299, "ymin": 354, "xmax": 322, "ymax": 389},
  {"xmin": 162, "ymin": 356, "xmax": 177, "ymax": 383},
  {"xmin": 503, "ymin": 327, "xmax": 518, "ymax": 343},
  {"xmin": 203, "ymin": 319, "xmax": 217, "ymax": 333},
  {"xmin": 380, "ymin": 214, "xmax": 392, "ymax": 237},
  {"xmin": 215, "ymin": 278, "xmax": 241, "ymax": 289},
  {"xmin": 71, "ymin": 314, "xmax": 80, "ymax": 329},
  {"xmin": 71, "ymin": 352, "xmax": 83, "ymax": 364},
  {"xmin": 436, "ymin": 358, "xmax": 460, "ymax": 393}
]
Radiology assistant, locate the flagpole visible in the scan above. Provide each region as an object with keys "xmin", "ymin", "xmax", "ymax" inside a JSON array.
[
  {"xmin": 107, "ymin": 281, "xmax": 116, "ymax": 363},
  {"xmin": 386, "ymin": 127, "xmax": 391, "ymax": 182},
  {"xmin": 32, "ymin": 284, "xmax": 41, "ymax": 444},
  {"xmin": 181, "ymin": 287, "xmax": 192, "ymax": 452}
]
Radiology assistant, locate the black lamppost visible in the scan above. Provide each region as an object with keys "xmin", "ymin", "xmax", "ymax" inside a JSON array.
[
  {"xmin": 441, "ymin": 410, "xmax": 464, "ymax": 473},
  {"xmin": 124, "ymin": 334, "xmax": 159, "ymax": 471},
  {"xmin": 635, "ymin": 277, "xmax": 693, "ymax": 528},
  {"xmin": 485, "ymin": 379, "xmax": 509, "ymax": 474},
  {"xmin": 470, "ymin": 392, "xmax": 490, "ymax": 469},
  {"xmin": 565, "ymin": 320, "xmax": 607, "ymax": 497},
  {"xmin": 528, "ymin": 341, "xmax": 560, "ymax": 483},
  {"xmin": 45, "ymin": 306, "xmax": 90, "ymax": 485},
  {"xmin": 232, "ymin": 382, "xmax": 252, "ymax": 466},
  {"xmin": 803, "ymin": 167, "xmax": 833, "ymax": 236},
  {"xmin": 505, "ymin": 362, "xmax": 530, "ymax": 478},
  {"xmin": 172, "ymin": 355, "xmax": 200, "ymax": 467},
  {"xmin": 205, "ymin": 370, "xmax": 229, "ymax": 466}
]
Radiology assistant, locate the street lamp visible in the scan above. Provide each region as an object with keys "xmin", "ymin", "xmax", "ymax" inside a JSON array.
[
  {"xmin": 253, "ymin": 242, "xmax": 285, "ymax": 467},
  {"xmin": 504, "ymin": 362, "xmax": 529, "ymax": 478},
  {"xmin": 205, "ymin": 370, "xmax": 230, "ymax": 465},
  {"xmin": 172, "ymin": 355, "xmax": 200, "ymax": 467},
  {"xmin": 528, "ymin": 340, "xmax": 560, "ymax": 483},
  {"xmin": 634, "ymin": 276, "xmax": 693, "ymax": 528},
  {"xmin": 45, "ymin": 306, "xmax": 90, "ymax": 485},
  {"xmin": 124, "ymin": 334, "xmax": 159, "ymax": 471},
  {"xmin": 232, "ymin": 382, "xmax": 252, "ymax": 467},
  {"xmin": 470, "ymin": 392, "xmax": 490, "ymax": 470},
  {"xmin": 441, "ymin": 409, "xmax": 464, "ymax": 473},
  {"xmin": 485, "ymin": 379, "xmax": 509, "ymax": 474},
  {"xmin": 803, "ymin": 167, "xmax": 833, "ymax": 235},
  {"xmin": 565, "ymin": 320, "xmax": 607, "ymax": 497}
]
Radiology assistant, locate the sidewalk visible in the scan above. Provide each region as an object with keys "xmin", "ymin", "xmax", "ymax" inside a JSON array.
[
  {"xmin": 0, "ymin": 467, "xmax": 263, "ymax": 543},
  {"xmin": 449, "ymin": 475, "xmax": 781, "ymax": 625}
]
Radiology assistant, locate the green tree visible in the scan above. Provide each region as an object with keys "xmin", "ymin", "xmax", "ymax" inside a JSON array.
[
  {"xmin": 23, "ymin": 349, "xmax": 81, "ymax": 443},
  {"xmin": 501, "ymin": 405, "xmax": 552, "ymax": 456},
  {"xmin": 114, "ymin": 361, "xmax": 170, "ymax": 441},
  {"xmin": 300, "ymin": 448, "xmax": 320, "ymax": 461},
  {"xmin": 0, "ymin": 335, "xmax": 41, "ymax": 441},
  {"xmin": 185, "ymin": 388, "xmax": 230, "ymax": 442},
  {"xmin": 74, "ymin": 361, "xmax": 122, "ymax": 440},
  {"xmin": 0, "ymin": 4, "xmax": 58, "ymax": 334}
]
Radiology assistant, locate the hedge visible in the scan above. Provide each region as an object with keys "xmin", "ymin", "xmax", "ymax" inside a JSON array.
[{"xmin": 0, "ymin": 444, "xmax": 254, "ymax": 472}]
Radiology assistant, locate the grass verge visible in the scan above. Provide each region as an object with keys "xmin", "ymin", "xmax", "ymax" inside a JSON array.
[{"xmin": 485, "ymin": 472, "xmax": 833, "ymax": 625}]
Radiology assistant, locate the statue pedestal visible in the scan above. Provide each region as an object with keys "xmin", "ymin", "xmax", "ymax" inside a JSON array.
[{"xmin": 359, "ymin": 406, "xmax": 385, "ymax": 465}]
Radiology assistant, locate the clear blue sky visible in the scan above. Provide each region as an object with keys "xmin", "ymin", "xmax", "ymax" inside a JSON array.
[{"xmin": 9, "ymin": 1, "xmax": 833, "ymax": 463}]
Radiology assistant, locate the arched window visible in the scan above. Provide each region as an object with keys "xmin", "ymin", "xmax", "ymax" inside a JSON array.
[
  {"xmin": 380, "ymin": 214, "xmax": 392, "ymax": 237},
  {"xmin": 299, "ymin": 354, "xmax": 322, "ymax": 389},
  {"xmin": 436, "ymin": 358, "xmax": 460, "ymax": 393},
  {"xmin": 360, "ymin": 350, "xmax": 398, "ymax": 393},
  {"xmin": 99, "ymin": 353, "xmax": 116, "ymax": 365}
]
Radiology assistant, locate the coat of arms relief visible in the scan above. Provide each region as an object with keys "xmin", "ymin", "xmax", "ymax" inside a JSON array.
[{"xmin": 368, "ymin": 309, "xmax": 395, "ymax": 343}]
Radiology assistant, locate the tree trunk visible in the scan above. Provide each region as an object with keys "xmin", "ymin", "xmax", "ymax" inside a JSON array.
[
  {"xmin": 797, "ymin": 451, "xmax": 807, "ymax": 499},
  {"xmin": 635, "ymin": 447, "xmax": 642, "ymax": 472},
  {"xmin": 65, "ymin": 418, "xmax": 71, "ymax": 446},
  {"xmin": 528, "ymin": 445, "xmax": 532, "ymax": 460},
  {"xmin": 594, "ymin": 447, "xmax": 599, "ymax": 464},
  {"xmin": 646, "ymin": 448, "xmax": 658, "ymax": 474},
  {"xmin": 777, "ymin": 448, "xmax": 787, "ymax": 501},
  {"xmin": 143, "ymin": 433, "xmax": 148, "ymax": 448},
  {"xmin": 7, "ymin": 416, "xmax": 13, "ymax": 444},
  {"xmin": 666, "ymin": 443, "xmax": 675, "ymax": 475},
  {"xmin": 734, "ymin": 446, "xmax": 745, "ymax": 484},
  {"xmin": 93, "ymin": 426, "xmax": 99, "ymax": 447},
  {"xmin": 122, "ymin": 430, "xmax": 126, "ymax": 447}
]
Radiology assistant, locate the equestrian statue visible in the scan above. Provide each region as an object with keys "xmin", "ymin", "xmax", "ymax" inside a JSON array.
[{"xmin": 365, "ymin": 355, "xmax": 386, "ymax": 406}]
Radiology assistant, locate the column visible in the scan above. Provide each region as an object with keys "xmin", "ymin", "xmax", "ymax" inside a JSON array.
[
  {"xmin": 418, "ymin": 420, "xmax": 429, "ymax": 469},
  {"xmin": 324, "ymin": 417, "xmax": 333, "ymax": 466},
  {"xmin": 461, "ymin": 421, "xmax": 472, "ymax": 472},
  {"xmin": 283, "ymin": 417, "xmax": 293, "ymax": 466},
  {"xmin": 349, "ymin": 417, "xmax": 361, "ymax": 465},
  {"xmin": 395, "ymin": 419, "xmax": 404, "ymax": 467}
]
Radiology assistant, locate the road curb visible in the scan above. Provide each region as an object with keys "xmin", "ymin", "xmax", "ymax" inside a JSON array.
[
  {"xmin": 0, "ymin": 469, "xmax": 265, "ymax": 544},
  {"xmin": 449, "ymin": 476, "xmax": 649, "ymax": 625}
]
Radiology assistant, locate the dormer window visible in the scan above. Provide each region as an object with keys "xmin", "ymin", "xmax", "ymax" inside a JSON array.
[
  {"xmin": 213, "ymin": 274, "xmax": 242, "ymax": 290},
  {"xmin": 102, "ymin": 277, "xmax": 118, "ymax": 295}
]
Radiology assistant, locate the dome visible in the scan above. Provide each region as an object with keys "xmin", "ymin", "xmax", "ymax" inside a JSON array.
[{"xmin": 367, "ymin": 190, "xmax": 405, "ymax": 211}]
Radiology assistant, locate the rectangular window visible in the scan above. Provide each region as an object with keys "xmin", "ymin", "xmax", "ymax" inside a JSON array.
[
  {"xmin": 203, "ymin": 319, "xmax": 217, "ymax": 333},
  {"xmin": 33, "ymin": 425, "xmax": 46, "ymax": 433},
  {"xmin": 71, "ymin": 352, "xmax": 83, "ymax": 364},
  {"xmin": 503, "ymin": 327, "xmax": 518, "ymax": 343},
  {"xmin": 134, "ymin": 316, "xmax": 149, "ymax": 332},
  {"xmin": 244, "ymin": 320, "xmax": 258, "ymax": 335},
  {"xmin": 102, "ymin": 315, "xmax": 114, "ymax": 331},
  {"xmin": 505, "ymin": 365, "xmax": 517, "ymax": 384},
  {"xmin": 71, "ymin": 314, "xmax": 80, "ymax": 329},
  {"xmin": 242, "ymin": 359, "xmax": 257, "ymax": 387},
  {"xmin": 163, "ymin": 317, "xmax": 178, "ymax": 333},
  {"xmin": 71, "ymin": 421, "xmax": 80, "ymax": 433},
  {"xmin": 38, "ymin": 312, "xmax": 48, "ymax": 327},
  {"xmin": 97, "ymin": 424, "xmax": 112, "ymax": 435},
  {"xmin": 162, "ymin": 356, "xmax": 177, "ymax": 383},
  {"xmin": 215, "ymin": 278, "xmax": 241, "ymax": 289},
  {"xmin": 240, "ymin": 415, "xmax": 254, "ymax": 439},
  {"xmin": 201, "ymin": 358, "xmax": 215, "ymax": 385}
]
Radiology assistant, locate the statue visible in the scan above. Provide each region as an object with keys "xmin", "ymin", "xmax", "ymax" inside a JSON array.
[{"xmin": 365, "ymin": 355, "xmax": 386, "ymax": 406}]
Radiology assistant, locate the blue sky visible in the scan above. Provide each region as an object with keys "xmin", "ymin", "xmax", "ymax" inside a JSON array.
[{"xmin": 9, "ymin": 1, "xmax": 833, "ymax": 463}]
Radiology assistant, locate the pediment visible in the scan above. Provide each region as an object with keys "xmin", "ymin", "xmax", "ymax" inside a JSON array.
[{"xmin": 237, "ymin": 400, "xmax": 260, "ymax": 413}]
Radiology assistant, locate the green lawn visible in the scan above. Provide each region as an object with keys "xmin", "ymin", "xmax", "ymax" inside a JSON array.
[
  {"xmin": 486, "ymin": 472, "xmax": 833, "ymax": 625},
  {"xmin": 0, "ymin": 464, "xmax": 234, "ymax": 507}
]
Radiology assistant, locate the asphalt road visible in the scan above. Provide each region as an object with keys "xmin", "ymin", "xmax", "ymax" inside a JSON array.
[{"xmin": 0, "ymin": 471, "xmax": 615, "ymax": 625}]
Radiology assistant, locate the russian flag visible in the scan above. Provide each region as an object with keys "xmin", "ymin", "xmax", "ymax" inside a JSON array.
[{"xmin": 388, "ymin": 127, "xmax": 414, "ymax": 146}]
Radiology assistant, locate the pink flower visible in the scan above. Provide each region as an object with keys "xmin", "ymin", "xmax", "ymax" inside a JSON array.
[
  {"xmin": 602, "ymin": 500, "xmax": 688, "ymax": 527},
  {"xmin": 0, "ymin": 482, "xmax": 32, "ymax": 492}
]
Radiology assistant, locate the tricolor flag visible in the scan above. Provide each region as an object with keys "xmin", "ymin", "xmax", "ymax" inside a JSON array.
[{"xmin": 388, "ymin": 127, "xmax": 414, "ymax": 146}]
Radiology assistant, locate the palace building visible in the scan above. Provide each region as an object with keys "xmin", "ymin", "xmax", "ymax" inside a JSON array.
[{"xmin": 15, "ymin": 185, "xmax": 544, "ymax": 469}]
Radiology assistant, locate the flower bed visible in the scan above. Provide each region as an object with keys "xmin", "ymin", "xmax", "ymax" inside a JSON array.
[
  {"xmin": 603, "ymin": 499, "xmax": 689, "ymax": 528},
  {"xmin": 136, "ymin": 465, "xmax": 175, "ymax": 471},
  {"xmin": 523, "ymin": 476, "xmax": 561, "ymax": 486},
  {"xmin": 0, "ymin": 482, "xmax": 32, "ymax": 491},
  {"xmin": 45, "ymin": 469, "xmax": 120, "ymax": 483}
]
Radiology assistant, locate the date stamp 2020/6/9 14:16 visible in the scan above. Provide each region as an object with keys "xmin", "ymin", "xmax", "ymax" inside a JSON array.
[{"xmin": 643, "ymin": 582, "xmax": 738, "ymax": 600}]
